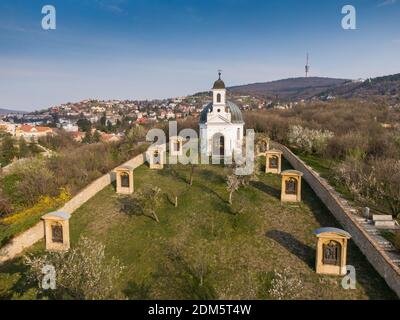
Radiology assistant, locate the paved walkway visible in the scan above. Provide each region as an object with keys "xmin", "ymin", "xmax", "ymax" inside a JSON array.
[{"xmin": 354, "ymin": 216, "xmax": 400, "ymax": 267}]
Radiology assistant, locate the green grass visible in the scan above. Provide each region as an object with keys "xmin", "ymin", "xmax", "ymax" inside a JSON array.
[
  {"xmin": 0, "ymin": 161, "xmax": 397, "ymax": 300},
  {"xmin": 296, "ymin": 153, "xmax": 332, "ymax": 178},
  {"xmin": 381, "ymin": 230, "xmax": 400, "ymax": 250},
  {"xmin": 295, "ymin": 152, "xmax": 354, "ymax": 199}
]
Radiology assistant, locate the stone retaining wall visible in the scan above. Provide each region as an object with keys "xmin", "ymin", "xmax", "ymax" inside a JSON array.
[
  {"xmin": 275, "ymin": 143, "xmax": 400, "ymax": 298},
  {"xmin": 0, "ymin": 152, "xmax": 146, "ymax": 264}
]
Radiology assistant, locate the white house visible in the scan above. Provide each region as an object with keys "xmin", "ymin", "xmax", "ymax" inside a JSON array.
[
  {"xmin": 0, "ymin": 121, "xmax": 16, "ymax": 136},
  {"xmin": 62, "ymin": 123, "xmax": 79, "ymax": 132},
  {"xmin": 199, "ymin": 73, "xmax": 244, "ymax": 159}
]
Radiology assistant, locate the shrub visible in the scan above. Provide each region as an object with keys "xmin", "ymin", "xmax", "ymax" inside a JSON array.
[
  {"xmin": 325, "ymin": 131, "xmax": 367, "ymax": 160},
  {"xmin": 0, "ymin": 190, "xmax": 70, "ymax": 225},
  {"xmin": 244, "ymin": 112, "xmax": 291, "ymax": 143},
  {"xmin": 287, "ymin": 125, "xmax": 334, "ymax": 155},
  {"xmin": 0, "ymin": 173, "xmax": 22, "ymax": 207},
  {"xmin": 7, "ymin": 159, "xmax": 57, "ymax": 207},
  {"xmin": 335, "ymin": 158, "xmax": 400, "ymax": 217},
  {"xmin": 24, "ymin": 236, "xmax": 125, "ymax": 300},
  {"xmin": 38, "ymin": 130, "xmax": 78, "ymax": 151},
  {"xmin": 268, "ymin": 267, "xmax": 304, "ymax": 300},
  {"xmin": 125, "ymin": 125, "xmax": 146, "ymax": 144},
  {"xmin": 124, "ymin": 185, "xmax": 162, "ymax": 223},
  {"xmin": 1, "ymin": 140, "xmax": 147, "ymax": 215},
  {"xmin": 0, "ymin": 190, "xmax": 13, "ymax": 217},
  {"xmin": 0, "ymin": 135, "xmax": 18, "ymax": 166}
]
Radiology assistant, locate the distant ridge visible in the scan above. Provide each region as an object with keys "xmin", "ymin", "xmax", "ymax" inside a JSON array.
[
  {"xmin": 228, "ymin": 77, "xmax": 350, "ymax": 100},
  {"xmin": 318, "ymin": 73, "xmax": 400, "ymax": 102},
  {"xmin": 0, "ymin": 108, "xmax": 26, "ymax": 115}
]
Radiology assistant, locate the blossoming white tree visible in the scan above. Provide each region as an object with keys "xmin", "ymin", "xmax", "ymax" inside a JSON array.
[
  {"xmin": 288, "ymin": 125, "xmax": 334, "ymax": 155},
  {"xmin": 24, "ymin": 236, "xmax": 125, "ymax": 300}
]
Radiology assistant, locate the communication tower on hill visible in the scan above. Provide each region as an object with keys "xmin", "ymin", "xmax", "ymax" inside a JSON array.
[{"xmin": 305, "ymin": 53, "xmax": 310, "ymax": 78}]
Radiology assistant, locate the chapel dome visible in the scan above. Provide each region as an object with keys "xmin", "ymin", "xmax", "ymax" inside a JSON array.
[
  {"xmin": 199, "ymin": 101, "xmax": 243, "ymax": 124},
  {"xmin": 212, "ymin": 79, "xmax": 226, "ymax": 89},
  {"xmin": 212, "ymin": 72, "xmax": 226, "ymax": 89}
]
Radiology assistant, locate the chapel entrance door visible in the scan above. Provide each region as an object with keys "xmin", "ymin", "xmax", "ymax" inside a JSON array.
[
  {"xmin": 219, "ymin": 136, "xmax": 225, "ymax": 156},
  {"xmin": 212, "ymin": 134, "xmax": 225, "ymax": 158}
]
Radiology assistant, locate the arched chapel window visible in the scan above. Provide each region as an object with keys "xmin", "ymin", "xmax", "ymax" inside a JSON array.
[
  {"xmin": 154, "ymin": 150, "xmax": 160, "ymax": 164},
  {"xmin": 217, "ymin": 93, "xmax": 221, "ymax": 103}
]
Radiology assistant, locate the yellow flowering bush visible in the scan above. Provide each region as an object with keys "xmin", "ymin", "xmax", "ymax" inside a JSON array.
[{"xmin": 0, "ymin": 189, "xmax": 70, "ymax": 225}]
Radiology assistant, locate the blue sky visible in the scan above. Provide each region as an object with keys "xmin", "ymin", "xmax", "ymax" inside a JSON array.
[{"xmin": 0, "ymin": 0, "xmax": 399, "ymax": 110}]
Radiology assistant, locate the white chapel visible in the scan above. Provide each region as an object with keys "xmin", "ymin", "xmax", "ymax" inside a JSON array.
[{"xmin": 199, "ymin": 73, "xmax": 244, "ymax": 158}]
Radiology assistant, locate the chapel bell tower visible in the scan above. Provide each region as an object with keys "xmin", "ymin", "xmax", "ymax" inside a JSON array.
[{"xmin": 212, "ymin": 71, "xmax": 226, "ymax": 106}]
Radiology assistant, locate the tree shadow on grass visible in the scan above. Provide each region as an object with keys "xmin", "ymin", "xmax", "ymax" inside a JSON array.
[
  {"xmin": 197, "ymin": 180, "xmax": 225, "ymax": 202},
  {"xmin": 345, "ymin": 241, "xmax": 398, "ymax": 300},
  {"xmin": 281, "ymin": 158, "xmax": 293, "ymax": 171},
  {"xmin": 197, "ymin": 169, "xmax": 226, "ymax": 185},
  {"xmin": 265, "ymin": 230, "xmax": 315, "ymax": 269},
  {"xmin": 0, "ymin": 234, "xmax": 14, "ymax": 248},
  {"xmin": 157, "ymin": 165, "xmax": 188, "ymax": 184},
  {"xmin": 196, "ymin": 183, "xmax": 236, "ymax": 215},
  {"xmin": 300, "ymin": 180, "xmax": 341, "ymax": 228},
  {"xmin": 118, "ymin": 197, "xmax": 158, "ymax": 222},
  {"xmin": 213, "ymin": 199, "xmax": 236, "ymax": 216},
  {"xmin": 152, "ymin": 246, "xmax": 217, "ymax": 300},
  {"xmin": 123, "ymin": 281, "xmax": 152, "ymax": 300},
  {"xmin": 0, "ymin": 258, "xmax": 38, "ymax": 299},
  {"xmin": 251, "ymin": 181, "xmax": 281, "ymax": 200}
]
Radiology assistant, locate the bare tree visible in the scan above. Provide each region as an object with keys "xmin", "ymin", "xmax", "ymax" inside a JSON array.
[
  {"xmin": 0, "ymin": 190, "xmax": 12, "ymax": 217},
  {"xmin": 189, "ymin": 163, "xmax": 196, "ymax": 186},
  {"xmin": 226, "ymin": 174, "xmax": 241, "ymax": 205},
  {"xmin": 128, "ymin": 186, "xmax": 163, "ymax": 223},
  {"xmin": 336, "ymin": 158, "xmax": 400, "ymax": 218},
  {"xmin": 171, "ymin": 191, "xmax": 178, "ymax": 207},
  {"xmin": 236, "ymin": 160, "xmax": 262, "ymax": 188}
]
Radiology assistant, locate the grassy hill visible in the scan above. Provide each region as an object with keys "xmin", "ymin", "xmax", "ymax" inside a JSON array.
[{"xmin": 0, "ymin": 161, "xmax": 395, "ymax": 299}]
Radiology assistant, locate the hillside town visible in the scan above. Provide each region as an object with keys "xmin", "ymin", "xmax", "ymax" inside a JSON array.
[{"xmin": 0, "ymin": 93, "xmax": 277, "ymax": 144}]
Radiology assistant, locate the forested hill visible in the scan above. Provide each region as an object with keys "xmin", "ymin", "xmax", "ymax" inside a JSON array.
[
  {"xmin": 0, "ymin": 108, "xmax": 25, "ymax": 115},
  {"xmin": 228, "ymin": 77, "xmax": 349, "ymax": 100},
  {"xmin": 317, "ymin": 73, "xmax": 400, "ymax": 102}
]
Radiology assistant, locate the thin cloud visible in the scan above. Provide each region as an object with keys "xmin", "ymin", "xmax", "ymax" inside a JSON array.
[
  {"xmin": 378, "ymin": 0, "xmax": 397, "ymax": 7},
  {"xmin": 95, "ymin": 0, "xmax": 127, "ymax": 15}
]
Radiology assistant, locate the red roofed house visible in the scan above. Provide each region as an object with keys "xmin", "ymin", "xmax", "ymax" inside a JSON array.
[
  {"xmin": 15, "ymin": 125, "xmax": 53, "ymax": 141},
  {"xmin": 71, "ymin": 131, "xmax": 85, "ymax": 142},
  {"xmin": 100, "ymin": 133, "xmax": 121, "ymax": 143}
]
